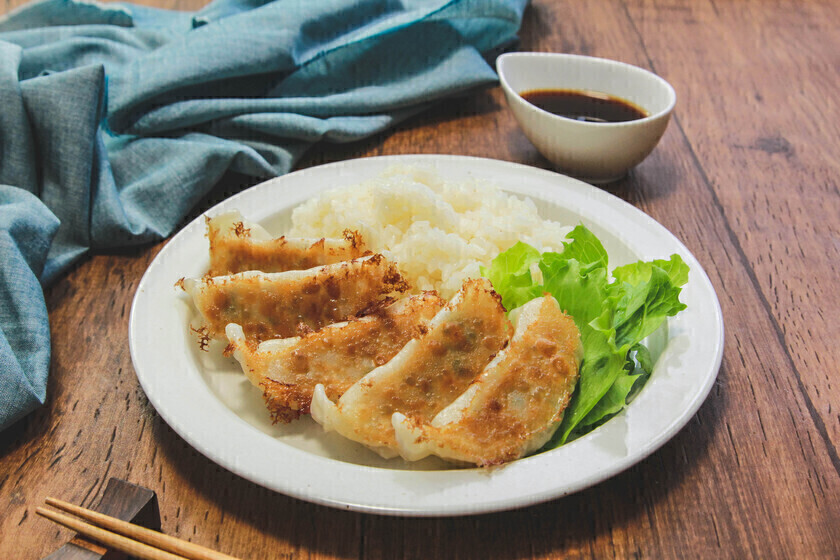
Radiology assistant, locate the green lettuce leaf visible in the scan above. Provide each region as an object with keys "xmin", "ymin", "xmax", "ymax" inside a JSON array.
[
  {"xmin": 577, "ymin": 344, "xmax": 653, "ymax": 431},
  {"xmin": 539, "ymin": 224, "xmax": 611, "ymax": 327},
  {"xmin": 551, "ymin": 309, "xmax": 629, "ymax": 444},
  {"xmin": 577, "ymin": 370, "xmax": 641, "ymax": 430},
  {"xmin": 556, "ymin": 225, "xmax": 609, "ymax": 271},
  {"xmin": 479, "ymin": 241, "xmax": 542, "ymax": 311},
  {"xmin": 539, "ymin": 255, "xmax": 610, "ymax": 328},
  {"xmin": 481, "ymin": 225, "xmax": 690, "ymax": 448},
  {"xmin": 610, "ymin": 257, "xmax": 689, "ymax": 348},
  {"xmin": 612, "ymin": 254, "xmax": 689, "ymax": 287}
]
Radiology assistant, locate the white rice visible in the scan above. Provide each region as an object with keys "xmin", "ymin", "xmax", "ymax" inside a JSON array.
[{"xmin": 289, "ymin": 166, "xmax": 571, "ymax": 298}]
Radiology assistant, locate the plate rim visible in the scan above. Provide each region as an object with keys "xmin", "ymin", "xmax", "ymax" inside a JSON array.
[{"xmin": 129, "ymin": 154, "xmax": 724, "ymax": 516}]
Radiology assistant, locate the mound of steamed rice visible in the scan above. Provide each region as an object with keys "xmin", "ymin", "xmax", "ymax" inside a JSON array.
[{"xmin": 289, "ymin": 166, "xmax": 571, "ymax": 299}]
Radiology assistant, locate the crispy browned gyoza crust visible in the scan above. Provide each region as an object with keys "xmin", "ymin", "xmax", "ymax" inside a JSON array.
[
  {"xmin": 184, "ymin": 254, "xmax": 409, "ymax": 342},
  {"xmin": 393, "ymin": 295, "xmax": 582, "ymax": 466},
  {"xmin": 206, "ymin": 211, "xmax": 367, "ymax": 276},
  {"xmin": 309, "ymin": 278, "xmax": 512, "ymax": 457},
  {"xmin": 225, "ymin": 292, "xmax": 446, "ymax": 423}
]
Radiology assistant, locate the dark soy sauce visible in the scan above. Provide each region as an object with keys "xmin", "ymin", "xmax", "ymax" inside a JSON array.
[{"xmin": 520, "ymin": 88, "xmax": 648, "ymax": 123}]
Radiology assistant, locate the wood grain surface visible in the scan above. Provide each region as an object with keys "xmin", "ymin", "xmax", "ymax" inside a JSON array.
[{"xmin": 2, "ymin": 0, "xmax": 838, "ymax": 558}]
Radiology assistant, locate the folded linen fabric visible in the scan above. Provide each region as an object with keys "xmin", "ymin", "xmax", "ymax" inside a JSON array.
[{"xmin": 0, "ymin": 0, "xmax": 528, "ymax": 430}]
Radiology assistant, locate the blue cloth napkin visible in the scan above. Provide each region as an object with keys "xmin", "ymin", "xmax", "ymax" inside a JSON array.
[{"xmin": 0, "ymin": 0, "xmax": 528, "ymax": 430}]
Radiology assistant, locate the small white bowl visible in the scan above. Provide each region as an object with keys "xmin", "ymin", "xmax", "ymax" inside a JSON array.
[{"xmin": 497, "ymin": 52, "xmax": 676, "ymax": 183}]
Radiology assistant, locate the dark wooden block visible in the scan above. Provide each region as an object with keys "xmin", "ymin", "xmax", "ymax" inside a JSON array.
[{"xmin": 44, "ymin": 478, "xmax": 160, "ymax": 560}]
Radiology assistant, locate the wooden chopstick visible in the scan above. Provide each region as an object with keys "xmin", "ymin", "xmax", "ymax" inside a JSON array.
[
  {"xmin": 38, "ymin": 497, "xmax": 243, "ymax": 560},
  {"xmin": 37, "ymin": 507, "xmax": 186, "ymax": 560}
]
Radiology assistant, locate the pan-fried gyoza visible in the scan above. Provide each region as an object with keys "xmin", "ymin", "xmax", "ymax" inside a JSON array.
[
  {"xmin": 392, "ymin": 295, "xmax": 582, "ymax": 466},
  {"xmin": 309, "ymin": 279, "xmax": 511, "ymax": 458},
  {"xmin": 182, "ymin": 190, "xmax": 587, "ymax": 467},
  {"xmin": 206, "ymin": 211, "xmax": 367, "ymax": 276},
  {"xmin": 183, "ymin": 254, "xmax": 409, "ymax": 341},
  {"xmin": 224, "ymin": 292, "xmax": 445, "ymax": 423}
]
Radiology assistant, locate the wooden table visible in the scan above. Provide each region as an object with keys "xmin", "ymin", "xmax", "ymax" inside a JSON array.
[{"xmin": 2, "ymin": 0, "xmax": 838, "ymax": 557}]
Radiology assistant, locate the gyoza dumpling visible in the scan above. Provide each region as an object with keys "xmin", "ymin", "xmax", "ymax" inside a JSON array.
[
  {"xmin": 224, "ymin": 292, "xmax": 445, "ymax": 423},
  {"xmin": 392, "ymin": 295, "xmax": 582, "ymax": 466},
  {"xmin": 310, "ymin": 279, "xmax": 511, "ymax": 458},
  {"xmin": 183, "ymin": 254, "xmax": 409, "ymax": 342},
  {"xmin": 206, "ymin": 211, "xmax": 367, "ymax": 276}
]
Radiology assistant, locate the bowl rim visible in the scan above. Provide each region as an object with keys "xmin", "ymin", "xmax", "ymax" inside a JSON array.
[{"xmin": 496, "ymin": 52, "xmax": 677, "ymax": 127}]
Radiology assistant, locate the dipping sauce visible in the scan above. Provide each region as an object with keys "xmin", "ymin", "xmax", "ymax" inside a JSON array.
[{"xmin": 520, "ymin": 88, "xmax": 648, "ymax": 123}]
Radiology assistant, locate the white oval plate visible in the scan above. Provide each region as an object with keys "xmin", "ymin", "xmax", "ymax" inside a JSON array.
[{"xmin": 129, "ymin": 155, "xmax": 723, "ymax": 516}]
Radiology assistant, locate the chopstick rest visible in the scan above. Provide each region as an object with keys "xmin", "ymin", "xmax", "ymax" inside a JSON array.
[
  {"xmin": 43, "ymin": 477, "xmax": 160, "ymax": 560},
  {"xmin": 39, "ymin": 497, "xmax": 242, "ymax": 560}
]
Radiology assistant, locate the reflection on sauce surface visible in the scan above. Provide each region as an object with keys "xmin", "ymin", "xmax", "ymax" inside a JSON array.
[{"xmin": 520, "ymin": 88, "xmax": 648, "ymax": 123}]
